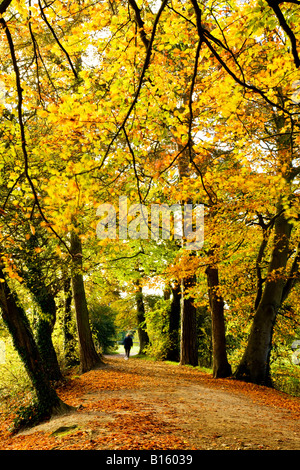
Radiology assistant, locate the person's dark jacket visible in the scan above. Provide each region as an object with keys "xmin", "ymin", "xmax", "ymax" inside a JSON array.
[{"xmin": 124, "ymin": 336, "xmax": 133, "ymax": 349}]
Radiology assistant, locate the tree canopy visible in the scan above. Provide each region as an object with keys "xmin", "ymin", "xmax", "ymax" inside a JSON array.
[{"xmin": 0, "ymin": 0, "xmax": 300, "ymax": 428}]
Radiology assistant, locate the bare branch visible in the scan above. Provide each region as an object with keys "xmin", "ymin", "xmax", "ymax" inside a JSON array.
[
  {"xmin": 0, "ymin": 0, "xmax": 13, "ymax": 14},
  {"xmin": 77, "ymin": 0, "xmax": 169, "ymax": 176},
  {"xmin": 128, "ymin": 0, "xmax": 150, "ymax": 49},
  {"xmin": 265, "ymin": 0, "xmax": 300, "ymax": 68},
  {"xmin": 0, "ymin": 18, "xmax": 71, "ymax": 255},
  {"xmin": 190, "ymin": 0, "xmax": 297, "ymax": 114},
  {"xmin": 38, "ymin": 0, "xmax": 78, "ymax": 79}
]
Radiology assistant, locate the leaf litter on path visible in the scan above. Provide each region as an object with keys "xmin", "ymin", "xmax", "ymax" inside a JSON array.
[{"xmin": 0, "ymin": 356, "xmax": 299, "ymax": 450}]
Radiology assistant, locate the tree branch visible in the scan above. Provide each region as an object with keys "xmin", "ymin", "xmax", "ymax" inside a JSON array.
[
  {"xmin": 79, "ymin": 0, "xmax": 169, "ymax": 176},
  {"xmin": 0, "ymin": 0, "xmax": 12, "ymax": 14},
  {"xmin": 265, "ymin": 0, "xmax": 300, "ymax": 68},
  {"xmin": 190, "ymin": 0, "xmax": 297, "ymax": 114},
  {"xmin": 254, "ymin": 228, "xmax": 271, "ymax": 309},
  {"xmin": 0, "ymin": 18, "xmax": 71, "ymax": 255},
  {"xmin": 128, "ymin": 0, "xmax": 150, "ymax": 49},
  {"xmin": 281, "ymin": 242, "xmax": 300, "ymax": 303},
  {"xmin": 38, "ymin": 0, "xmax": 78, "ymax": 79}
]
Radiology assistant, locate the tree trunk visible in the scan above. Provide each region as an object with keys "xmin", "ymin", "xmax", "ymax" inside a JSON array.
[
  {"xmin": 135, "ymin": 282, "xmax": 149, "ymax": 354},
  {"xmin": 23, "ymin": 235, "xmax": 62, "ymax": 382},
  {"xmin": 70, "ymin": 231, "xmax": 103, "ymax": 373},
  {"xmin": 165, "ymin": 283, "xmax": 181, "ymax": 362},
  {"xmin": 33, "ymin": 289, "xmax": 62, "ymax": 382},
  {"xmin": 36, "ymin": 315, "xmax": 62, "ymax": 382},
  {"xmin": 235, "ymin": 204, "xmax": 292, "ymax": 385},
  {"xmin": 63, "ymin": 277, "xmax": 78, "ymax": 367},
  {"xmin": 177, "ymin": 134, "xmax": 199, "ymax": 367},
  {"xmin": 0, "ymin": 266, "xmax": 71, "ymax": 427},
  {"xmin": 180, "ymin": 274, "xmax": 198, "ymax": 366},
  {"xmin": 205, "ymin": 265, "xmax": 231, "ymax": 378}
]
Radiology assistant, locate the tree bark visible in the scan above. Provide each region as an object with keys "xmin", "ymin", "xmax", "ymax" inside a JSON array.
[
  {"xmin": 0, "ymin": 266, "xmax": 71, "ymax": 424},
  {"xmin": 235, "ymin": 204, "xmax": 292, "ymax": 385},
  {"xmin": 177, "ymin": 134, "xmax": 199, "ymax": 367},
  {"xmin": 135, "ymin": 281, "xmax": 149, "ymax": 354},
  {"xmin": 31, "ymin": 286, "xmax": 62, "ymax": 382},
  {"xmin": 63, "ymin": 277, "xmax": 78, "ymax": 366},
  {"xmin": 180, "ymin": 274, "xmax": 198, "ymax": 366},
  {"xmin": 36, "ymin": 314, "xmax": 62, "ymax": 382},
  {"xmin": 205, "ymin": 265, "xmax": 231, "ymax": 378},
  {"xmin": 235, "ymin": 101, "xmax": 297, "ymax": 385},
  {"xmin": 22, "ymin": 235, "xmax": 62, "ymax": 382},
  {"xmin": 70, "ymin": 231, "xmax": 103, "ymax": 373},
  {"xmin": 165, "ymin": 283, "xmax": 181, "ymax": 362}
]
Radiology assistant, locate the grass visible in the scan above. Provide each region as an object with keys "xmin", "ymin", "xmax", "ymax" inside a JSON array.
[{"xmin": 0, "ymin": 339, "xmax": 31, "ymax": 399}]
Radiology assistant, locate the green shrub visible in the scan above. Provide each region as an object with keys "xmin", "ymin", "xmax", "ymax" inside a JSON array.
[
  {"xmin": 0, "ymin": 338, "xmax": 32, "ymax": 399},
  {"xmin": 89, "ymin": 304, "xmax": 117, "ymax": 354},
  {"xmin": 144, "ymin": 298, "xmax": 172, "ymax": 360}
]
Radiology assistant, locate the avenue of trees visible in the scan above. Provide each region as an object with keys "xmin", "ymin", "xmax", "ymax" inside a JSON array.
[{"xmin": 0, "ymin": 0, "xmax": 300, "ymax": 428}]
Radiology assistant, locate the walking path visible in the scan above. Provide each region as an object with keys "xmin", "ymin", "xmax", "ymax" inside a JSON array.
[{"xmin": 1, "ymin": 355, "xmax": 299, "ymax": 450}]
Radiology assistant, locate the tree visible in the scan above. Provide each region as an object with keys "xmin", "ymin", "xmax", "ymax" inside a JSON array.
[
  {"xmin": 0, "ymin": 264, "xmax": 72, "ymax": 430},
  {"xmin": 70, "ymin": 230, "xmax": 103, "ymax": 373},
  {"xmin": 63, "ymin": 277, "xmax": 78, "ymax": 367},
  {"xmin": 21, "ymin": 233, "xmax": 63, "ymax": 382},
  {"xmin": 206, "ymin": 264, "xmax": 232, "ymax": 378},
  {"xmin": 135, "ymin": 278, "xmax": 150, "ymax": 354},
  {"xmin": 89, "ymin": 303, "xmax": 117, "ymax": 354},
  {"xmin": 177, "ymin": 141, "xmax": 199, "ymax": 367},
  {"xmin": 0, "ymin": 0, "xmax": 300, "ymax": 394},
  {"xmin": 234, "ymin": 94, "xmax": 300, "ymax": 384},
  {"xmin": 165, "ymin": 282, "xmax": 181, "ymax": 362}
]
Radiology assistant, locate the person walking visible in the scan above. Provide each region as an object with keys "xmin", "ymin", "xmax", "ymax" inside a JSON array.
[{"xmin": 123, "ymin": 333, "xmax": 133, "ymax": 359}]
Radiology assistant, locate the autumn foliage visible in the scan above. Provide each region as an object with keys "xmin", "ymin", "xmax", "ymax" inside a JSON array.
[
  {"xmin": 1, "ymin": 356, "xmax": 300, "ymax": 450},
  {"xmin": 0, "ymin": 0, "xmax": 300, "ymax": 446}
]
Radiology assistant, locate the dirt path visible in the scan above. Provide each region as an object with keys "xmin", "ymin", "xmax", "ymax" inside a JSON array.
[{"xmin": 1, "ymin": 355, "xmax": 300, "ymax": 450}]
